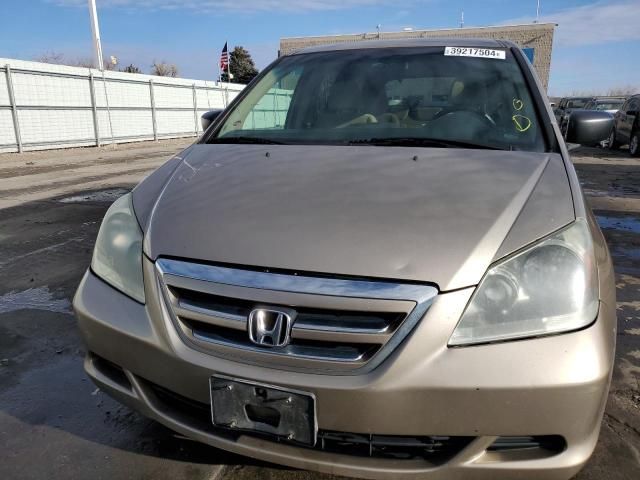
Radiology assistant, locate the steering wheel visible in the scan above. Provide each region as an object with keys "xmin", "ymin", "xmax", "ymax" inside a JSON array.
[
  {"xmin": 376, "ymin": 113, "xmax": 400, "ymax": 125},
  {"xmin": 336, "ymin": 113, "xmax": 378, "ymax": 128},
  {"xmin": 432, "ymin": 108, "xmax": 496, "ymax": 127}
]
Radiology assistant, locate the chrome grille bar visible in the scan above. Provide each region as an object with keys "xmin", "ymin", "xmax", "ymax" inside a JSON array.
[
  {"xmin": 157, "ymin": 258, "xmax": 436, "ymax": 302},
  {"xmin": 155, "ymin": 258, "xmax": 438, "ymax": 374}
]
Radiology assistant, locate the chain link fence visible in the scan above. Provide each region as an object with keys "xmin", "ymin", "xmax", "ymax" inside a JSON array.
[{"xmin": 0, "ymin": 58, "xmax": 244, "ymax": 153}]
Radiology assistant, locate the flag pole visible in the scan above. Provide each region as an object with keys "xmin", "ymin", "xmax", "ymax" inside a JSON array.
[
  {"xmin": 225, "ymin": 40, "xmax": 229, "ymax": 108},
  {"xmin": 217, "ymin": 49, "xmax": 221, "ymax": 85}
]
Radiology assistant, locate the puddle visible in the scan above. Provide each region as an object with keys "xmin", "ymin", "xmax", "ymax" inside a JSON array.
[
  {"xmin": 596, "ymin": 215, "xmax": 640, "ymax": 233},
  {"xmin": 59, "ymin": 188, "xmax": 129, "ymax": 204},
  {"xmin": 0, "ymin": 287, "xmax": 72, "ymax": 315},
  {"xmin": 583, "ymin": 188, "xmax": 628, "ymax": 198}
]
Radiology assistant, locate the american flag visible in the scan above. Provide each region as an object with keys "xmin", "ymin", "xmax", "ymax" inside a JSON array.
[{"xmin": 220, "ymin": 42, "xmax": 229, "ymax": 71}]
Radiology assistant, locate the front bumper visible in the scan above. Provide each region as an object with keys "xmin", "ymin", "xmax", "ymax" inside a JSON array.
[{"xmin": 74, "ymin": 261, "xmax": 616, "ymax": 480}]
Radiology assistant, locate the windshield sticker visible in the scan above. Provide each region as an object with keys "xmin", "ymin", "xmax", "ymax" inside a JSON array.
[
  {"xmin": 444, "ymin": 47, "xmax": 506, "ymax": 60},
  {"xmin": 512, "ymin": 114, "xmax": 532, "ymax": 132},
  {"xmin": 512, "ymin": 99, "xmax": 524, "ymax": 111}
]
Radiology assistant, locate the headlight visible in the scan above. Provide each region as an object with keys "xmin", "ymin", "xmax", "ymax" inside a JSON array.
[
  {"xmin": 91, "ymin": 193, "xmax": 145, "ymax": 303},
  {"xmin": 449, "ymin": 219, "xmax": 598, "ymax": 346}
]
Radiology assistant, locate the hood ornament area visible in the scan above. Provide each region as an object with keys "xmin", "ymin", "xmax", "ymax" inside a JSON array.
[{"xmin": 248, "ymin": 307, "xmax": 295, "ymax": 348}]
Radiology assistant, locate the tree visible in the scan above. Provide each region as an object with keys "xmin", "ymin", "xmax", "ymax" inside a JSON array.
[
  {"xmin": 151, "ymin": 61, "xmax": 178, "ymax": 77},
  {"xmin": 34, "ymin": 51, "xmax": 65, "ymax": 64},
  {"xmin": 34, "ymin": 51, "xmax": 115, "ymax": 70},
  {"xmin": 121, "ymin": 64, "xmax": 142, "ymax": 74},
  {"xmin": 221, "ymin": 46, "xmax": 258, "ymax": 84},
  {"xmin": 607, "ymin": 85, "xmax": 639, "ymax": 96}
]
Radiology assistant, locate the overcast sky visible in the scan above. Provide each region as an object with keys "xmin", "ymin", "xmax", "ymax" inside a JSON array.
[{"xmin": 1, "ymin": 0, "xmax": 638, "ymax": 95}]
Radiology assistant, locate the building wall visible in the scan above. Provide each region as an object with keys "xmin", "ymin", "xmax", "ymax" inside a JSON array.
[
  {"xmin": 280, "ymin": 23, "xmax": 555, "ymax": 91},
  {"xmin": 0, "ymin": 58, "xmax": 244, "ymax": 153}
]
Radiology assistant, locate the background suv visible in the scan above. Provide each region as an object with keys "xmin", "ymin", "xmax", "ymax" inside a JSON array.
[
  {"xmin": 609, "ymin": 94, "xmax": 640, "ymax": 156},
  {"xmin": 554, "ymin": 96, "xmax": 591, "ymax": 126}
]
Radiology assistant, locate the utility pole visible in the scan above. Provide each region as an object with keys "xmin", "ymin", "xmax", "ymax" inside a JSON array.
[
  {"xmin": 460, "ymin": 10, "xmax": 464, "ymax": 28},
  {"xmin": 535, "ymin": 0, "xmax": 541, "ymax": 23},
  {"xmin": 88, "ymin": 0, "xmax": 104, "ymax": 70}
]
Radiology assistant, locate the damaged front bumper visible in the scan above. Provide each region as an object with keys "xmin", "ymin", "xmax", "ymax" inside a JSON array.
[{"xmin": 73, "ymin": 257, "xmax": 616, "ymax": 480}]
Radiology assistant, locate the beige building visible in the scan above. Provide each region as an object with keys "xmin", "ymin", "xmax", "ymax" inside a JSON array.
[{"xmin": 280, "ymin": 23, "xmax": 555, "ymax": 90}]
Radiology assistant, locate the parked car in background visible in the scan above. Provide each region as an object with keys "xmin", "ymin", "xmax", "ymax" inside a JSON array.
[
  {"xmin": 560, "ymin": 97, "xmax": 626, "ymax": 137},
  {"xmin": 609, "ymin": 94, "xmax": 640, "ymax": 156},
  {"xmin": 554, "ymin": 96, "xmax": 591, "ymax": 126},
  {"xmin": 75, "ymin": 39, "xmax": 617, "ymax": 480}
]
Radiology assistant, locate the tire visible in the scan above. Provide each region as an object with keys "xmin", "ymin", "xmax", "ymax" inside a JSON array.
[
  {"xmin": 608, "ymin": 128, "xmax": 619, "ymax": 149},
  {"xmin": 630, "ymin": 130, "xmax": 640, "ymax": 157}
]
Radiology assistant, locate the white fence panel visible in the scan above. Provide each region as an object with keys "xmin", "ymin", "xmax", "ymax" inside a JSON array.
[
  {"xmin": 0, "ymin": 57, "xmax": 244, "ymax": 153},
  {"xmin": 156, "ymin": 110, "xmax": 196, "ymax": 136},
  {"xmin": 12, "ymin": 71, "xmax": 92, "ymax": 107},
  {"xmin": 18, "ymin": 109, "xmax": 95, "ymax": 146},
  {"xmin": 154, "ymin": 84, "xmax": 193, "ymax": 108},
  {"xmin": 94, "ymin": 78, "xmax": 151, "ymax": 108},
  {"xmin": 0, "ymin": 110, "xmax": 15, "ymax": 145},
  {"xmin": 0, "ymin": 74, "xmax": 9, "ymax": 105},
  {"xmin": 195, "ymin": 88, "xmax": 228, "ymax": 110},
  {"xmin": 97, "ymin": 109, "xmax": 154, "ymax": 141}
]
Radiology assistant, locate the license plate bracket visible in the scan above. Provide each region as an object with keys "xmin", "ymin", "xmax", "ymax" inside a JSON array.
[{"xmin": 210, "ymin": 375, "xmax": 317, "ymax": 446}]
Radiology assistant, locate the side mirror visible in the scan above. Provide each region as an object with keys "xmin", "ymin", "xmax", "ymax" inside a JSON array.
[
  {"xmin": 201, "ymin": 109, "xmax": 224, "ymax": 131},
  {"xmin": 565, "ymin": 110, "xmax": 614, "ymax": 147}
]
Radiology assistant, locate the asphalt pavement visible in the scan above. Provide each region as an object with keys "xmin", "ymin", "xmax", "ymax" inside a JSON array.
[{"xmin": 0, "ymin": 141, "xmax": 639, "ymax": 480}]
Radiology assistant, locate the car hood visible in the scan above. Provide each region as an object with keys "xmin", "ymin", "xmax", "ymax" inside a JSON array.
[{"xmin": 141, "ymin": 144, "xmax": 574, "ymax": 291}]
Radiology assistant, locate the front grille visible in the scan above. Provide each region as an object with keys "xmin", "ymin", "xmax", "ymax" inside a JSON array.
[
  {"xmin": 148, "ymin": 382, "xmax": 471, "ymax": 462},
  {"xmin": 183, "ymin": 318, "xmax": 381, "ymax": 363},
  {"xmin": 156, "ymin": 258, "xmax": 438, "ymax": 374}
]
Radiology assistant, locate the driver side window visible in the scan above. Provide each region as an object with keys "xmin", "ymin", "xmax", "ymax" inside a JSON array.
[{"xmin": 241, "ymin": 69, "xmax": 302, "ymax": 130}]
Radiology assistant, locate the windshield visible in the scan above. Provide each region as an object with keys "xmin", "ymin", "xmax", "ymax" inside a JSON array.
[
  {"xmin": 210, "ymin": 46, "xmax": 547, "ymax": 152},
  {"xmin": 567, "ymin": 99, "xmax": 589, "ymax": 109},
  {"xmin": 594, "ymin": 102, "xmax": 623, "ymax": 111}
]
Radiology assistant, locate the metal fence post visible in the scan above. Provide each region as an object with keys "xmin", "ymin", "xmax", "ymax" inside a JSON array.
[
  {"xmin": 5, "ymin": 65, "xmax": 23, "ymax": 153},
  {"xmin": 88, "ymin": 72, "xmax": 100, "ymax": 147},
  {"xmin": 192, "ymin": 84, "xmax": 198, "ymax": 135},
  {"xmin": 149, "ymin": 79, "xmax": 158, "ymax": 141}
]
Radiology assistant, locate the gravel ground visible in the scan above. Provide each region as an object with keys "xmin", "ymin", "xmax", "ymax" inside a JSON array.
[{"xmin": 0, "ymin": 141, "xmax": 639, "ymax": 480}]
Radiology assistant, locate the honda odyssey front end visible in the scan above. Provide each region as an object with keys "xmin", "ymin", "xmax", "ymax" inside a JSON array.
[{"xmin": 74, "ymin": 38, "xmax": 616, "ymax": 479}]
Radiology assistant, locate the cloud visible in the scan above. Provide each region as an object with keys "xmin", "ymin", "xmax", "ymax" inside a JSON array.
[
  {"xmin": 52, "ymin": 0, "xmax": 399, "ymax": 13},
  {"xmin": 506, "ymin": 0, "xmax": 640, "ymax": 47}
]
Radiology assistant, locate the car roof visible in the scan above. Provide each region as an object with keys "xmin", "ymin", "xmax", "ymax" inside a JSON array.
[{"xmin": 290, "ymin": 37, "xmax": 511, "ymax": 55}]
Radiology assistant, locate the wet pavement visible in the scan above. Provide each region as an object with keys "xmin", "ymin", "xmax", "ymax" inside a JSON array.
[{"xmin": 0, "ymin": 143, "xmax": 639, "ymax": 479}]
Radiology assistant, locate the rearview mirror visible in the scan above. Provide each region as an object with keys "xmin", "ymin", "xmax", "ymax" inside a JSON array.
[
  {"xmin": 201, "ymin": 109, "xmax": 224, "ymax": 131},
  {"xmin": 565, "ymin": 110, "xmax": 613, "ymax": 147}
]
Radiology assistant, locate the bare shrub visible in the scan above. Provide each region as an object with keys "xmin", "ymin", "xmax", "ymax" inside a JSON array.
[
  {"xmin": 151, "ymin": 61, "xmax": 178, "ymax": 77},
  {"xmin": 606, "ymin": 86, "xmax": 639, "ymax": 96},
  {"xmin": 34, "ymin": 51, "xmax": 115, "ymax": 70}
]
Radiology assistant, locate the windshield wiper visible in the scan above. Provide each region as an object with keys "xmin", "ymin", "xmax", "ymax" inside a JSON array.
[
  {"xmin": 348, "ymin": 137, "xmax": 505, "ymax": 150},
  {"xmin": 210, "ymin": 136, "xmax": 284, "ymax": 145}
]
